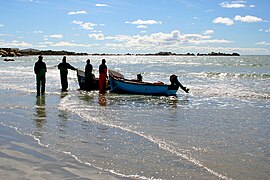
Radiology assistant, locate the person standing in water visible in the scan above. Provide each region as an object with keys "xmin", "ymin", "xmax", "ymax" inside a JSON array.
[
  {"xmin": 58, "ymin": 56, "xmax": 77, "ymax": 92},
  {"xmin": 84, "ymin": 59, "xmax": 93, "ymax": 91},
  {"xmin": 34, "ymin": 55, "xmax": 47, "ymax": 96},
  {"xmin": 99, "ymin": 59, "xmax": 107, "ymax": 94}
]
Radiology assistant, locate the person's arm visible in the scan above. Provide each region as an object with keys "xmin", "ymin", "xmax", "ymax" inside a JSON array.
[
  {"xmin": 34, "ymin": 63, "xmax": 37, "ymax": 74},
  {"xmin": 68, "ymin": 63, "xmax": 76, "ymax": 70},
  {"xmin": 44, "ymin": 63, "xmax": 47, "ymax": 72}
]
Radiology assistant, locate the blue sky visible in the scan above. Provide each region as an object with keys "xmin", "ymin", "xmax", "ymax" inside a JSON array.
[{"xmin": 0, "ymin": 0, "xmax": 269, "ymax": 55}]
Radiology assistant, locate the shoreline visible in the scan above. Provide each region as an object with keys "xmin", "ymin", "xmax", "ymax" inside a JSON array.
[
  {"xmin": 0, "ymin": 122, "xmax": 128, "ymax": 180},
  {"xmin": 0, "ymin": 87, "xmax": 128, "ymax": 180}
]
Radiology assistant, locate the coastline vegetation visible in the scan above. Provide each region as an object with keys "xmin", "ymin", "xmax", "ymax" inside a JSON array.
[{"xmin": 0, "ymin": 48, "xmax": 240, "ymax": 57}]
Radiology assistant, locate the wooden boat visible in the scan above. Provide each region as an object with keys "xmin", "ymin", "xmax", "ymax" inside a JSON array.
[
  {"xmin": 109, "ymin": 70, "xmax": 189, "ymax": 96},
  {"xmin": 77, "ymin": 69, "xmax": 99, "ymax": 90}
]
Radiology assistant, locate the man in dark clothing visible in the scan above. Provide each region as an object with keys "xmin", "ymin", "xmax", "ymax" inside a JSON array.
[
  {"xmin": 99, "ymin": 59, "xmax": 107, "ymax": 94},
  {"xmin": 34, "ymin": 55, "xmax": 47, "ymax": 96},
  {"xmin": 58, "ymin": 56, "xmax": 77, "ymax": 91},
  {"xmin": 85, "ymin": 59, "xmax": 93, "ymax": 91}
]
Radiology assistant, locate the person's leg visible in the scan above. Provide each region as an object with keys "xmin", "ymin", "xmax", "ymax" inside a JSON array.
[
  {"xmin": 60, "ymin": 73, "xmax": 68, "ymax": 91},
  {"xmin": 41, "ymin": 77, "xmax": 45, "ymax": 95},
  {"xmin": 99, "ymin": 74, "xmax": 106, "ymax": 94},
  {"xmin": 36, "ymin": 77, "xmax": 41, "ymax": 96}
]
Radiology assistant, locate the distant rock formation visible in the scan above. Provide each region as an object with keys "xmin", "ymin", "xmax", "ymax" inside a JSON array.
[
  {"xmin": 197, "ymin": 52, "xmax": 240, "ymax": 56},
  {"xmin": 0, "ymin": 48, "xmax": 88, "ymax": 57}
]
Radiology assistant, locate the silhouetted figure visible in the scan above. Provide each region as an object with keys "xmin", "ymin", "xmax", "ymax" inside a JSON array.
[
  {"xmin": 34, "ymin": 55, "xmax": 47, "ymax": 96},
  {"xmin": 170, "ymin": 74, "xmax": 189, "ymax": 93},
  {"xmin": 85, "ymin": 59, "xmax": 93, "ymax": 91},
  {"xmin": 137, "ymin": 74, "xmax": 143, "ymax": 81},
  {"xmin": 99, "ymin": 59, "xmax": 107, "ymax": 94},
  {"xmin": 58, "ymin": 56, "xmax": 76, "ymax": 91}
]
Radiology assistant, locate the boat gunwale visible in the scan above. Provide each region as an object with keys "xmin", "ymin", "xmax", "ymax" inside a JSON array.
[{"xmin": 109, "ymin": 75, "xmax": 171, "ymax": 87}]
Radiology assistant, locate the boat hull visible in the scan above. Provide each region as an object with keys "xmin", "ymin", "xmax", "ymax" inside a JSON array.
[{"xmin": 109, "ymin": 76, "xmax": 178, "ymax": 96}]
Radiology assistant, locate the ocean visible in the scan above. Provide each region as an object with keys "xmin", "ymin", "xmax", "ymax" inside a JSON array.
[{"xmin": 0, "ymin": 55, "xmax": 269, "ymax": 179}]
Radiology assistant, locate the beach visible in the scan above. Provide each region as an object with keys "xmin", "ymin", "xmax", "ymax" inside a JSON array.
[
  {"xmin": 0, "ymin": 55, "xmax": 269, "ymax": 179},
  {"xmin": 0, "ymin": 125, "xmax": 126, "ymax": 180}
]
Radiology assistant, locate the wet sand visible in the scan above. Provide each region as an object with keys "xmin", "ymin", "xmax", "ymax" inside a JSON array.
[{"xmin": 0, "ymin": 124, "xmax": 125, "ymax": 180}]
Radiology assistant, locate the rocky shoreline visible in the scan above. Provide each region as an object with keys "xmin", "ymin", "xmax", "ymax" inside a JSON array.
[
  {"xmin": 0, "ymin": 48, "xmax": 88, "ymax": 57},
  {"xmin": 0, "ymin": 48, "xmax": 240, "ymax": 57}
]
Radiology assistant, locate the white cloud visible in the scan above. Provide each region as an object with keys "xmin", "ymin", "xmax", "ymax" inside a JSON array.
[
  {"xmin": 52, "ymin": 41, "xmax": 91, "ymax": 47},
  {"xmin": 96, "ymin": 4, "xmax": 108, "ymax": 7},
  {"xmin": 49, "ymin": 34, "xmax": 63, "ymax": 39},
  {"xmin": 68, "ymin": 10, "xmax": 87, "ymax": 15},
  {"xmin": 37, "ymin": 41, "xmax": 53, "ymax": 48},
  {"xmin": 203, "ymin": 30, "xmax": 215, "ymax": 35},
  {"xmin": 234, "ymin": 15, "xmax": 263, "ymax": 23},
  {"xmin": 220, "ymin": 1, "xmax": 255, "ymax": 8},
  {"xmin": 72, "ymin": 20, "xmax": 83, "ymax": 25},
  {"xmin": 213, "ymin": 17, "xmax": 234, "ymax": 26},
  {"xmin": 72, "ymin": 20, "xmax": 97, "ymax": 30},
  {"xmin": 259, "ymin": 28, "xmax": 270, "ymax": 33},
  {"xmin": 39, "ymin": 41, "xmax": 53, "ymax": 45},
  {"xmin": 220, "ymin": 2, "xmax": 245, "ymax": 8},
  {"xmin": 181, "ymin": 34, "xmax": 231, "ymax": 44},
  {"xmin": 0, "ymin": 34, "xmax": 13, "ymax": 37},
  {"xmin": 137, "ymin": 25, "xmax": 147, "ymax": 29},
  {"xmin": 81, "ymin": 22, "xmax": 97, "ymax": 30},
  {"xmin": 89, "ymin": 33, "xmax": 105, "ymax": 40},
  {"xmin": 0, "ymin": 24, "xmax": 4, "ymax": 27},
  {"xmin": 21, "ymin": 0, "xmax": 42, "ymax": 3},
  {"xmin": 0, "ymin": 40, "xmax": 32, "ymax": 47},
  {"xmin": 34, "ymin": 30, "xmax": 43, "ymax": 33},
  {"xmin": 256, "ymin": 41, "xmax": 270, "ymax": 46},
  {"xmin": 104, "ymin": 30, "xmax": 232, "ymax": 51},
  {"xmin": 125, "ymin": 19, "xmax": 162, "ymax": 25}
]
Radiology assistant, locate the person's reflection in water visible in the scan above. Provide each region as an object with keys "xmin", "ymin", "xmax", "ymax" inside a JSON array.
[
  {"xmin": 58, "ymin": 92, "xmax": 69, "ymax": 133},
  {"xmin": 34, "ymin": 96, "xmax": 46, "ymax": 128},
  {"xmin": 99, "ymin": 94, "xmax": 107, "ymax": 106}
]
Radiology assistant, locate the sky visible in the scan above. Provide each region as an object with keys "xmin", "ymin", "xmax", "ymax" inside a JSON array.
[{"xmin": 0, "ymin": 0, "xmax": 269, "ymax": 55}]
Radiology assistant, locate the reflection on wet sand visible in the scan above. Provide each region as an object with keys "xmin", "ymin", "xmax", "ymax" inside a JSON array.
[
  {"xmin": 34, "ymin": 96, "xmax": 46, "ymax": 128},
  {"xmin": 78, "ymin": 91, "xmax": 94, "ymax": 104},
  {"xmin": 99, "ymin": 94, "xmax": 107, "ymax": 106}
]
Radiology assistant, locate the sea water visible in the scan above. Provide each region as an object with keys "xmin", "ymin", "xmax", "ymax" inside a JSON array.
[{"xmin": 0, "ymin": 55, "xmax": 269, "ymax": 179}]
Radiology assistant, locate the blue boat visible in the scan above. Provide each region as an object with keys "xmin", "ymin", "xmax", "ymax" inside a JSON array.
[{"xmin": 109, "ymin": 70, "xmax": 189, "ymax": 96}]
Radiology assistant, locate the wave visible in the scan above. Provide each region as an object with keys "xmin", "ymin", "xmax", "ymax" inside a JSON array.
[
  {"xmin": 194, "ymin": 72, "xmax": 270, "ymax": 79},
  {"xmin": 57, "ymin": 94, "xmax": 231, "ymax": 180}
]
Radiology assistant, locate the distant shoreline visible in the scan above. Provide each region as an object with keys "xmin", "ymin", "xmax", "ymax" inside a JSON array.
[{"xmin": 0, "ymin": 48, "xmax": 240, "ymax": 57}]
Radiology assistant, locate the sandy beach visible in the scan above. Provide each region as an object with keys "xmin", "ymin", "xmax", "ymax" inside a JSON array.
[{"xmin": 0, "ymin": 124, "xmax": 128, "ymax": 180}]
